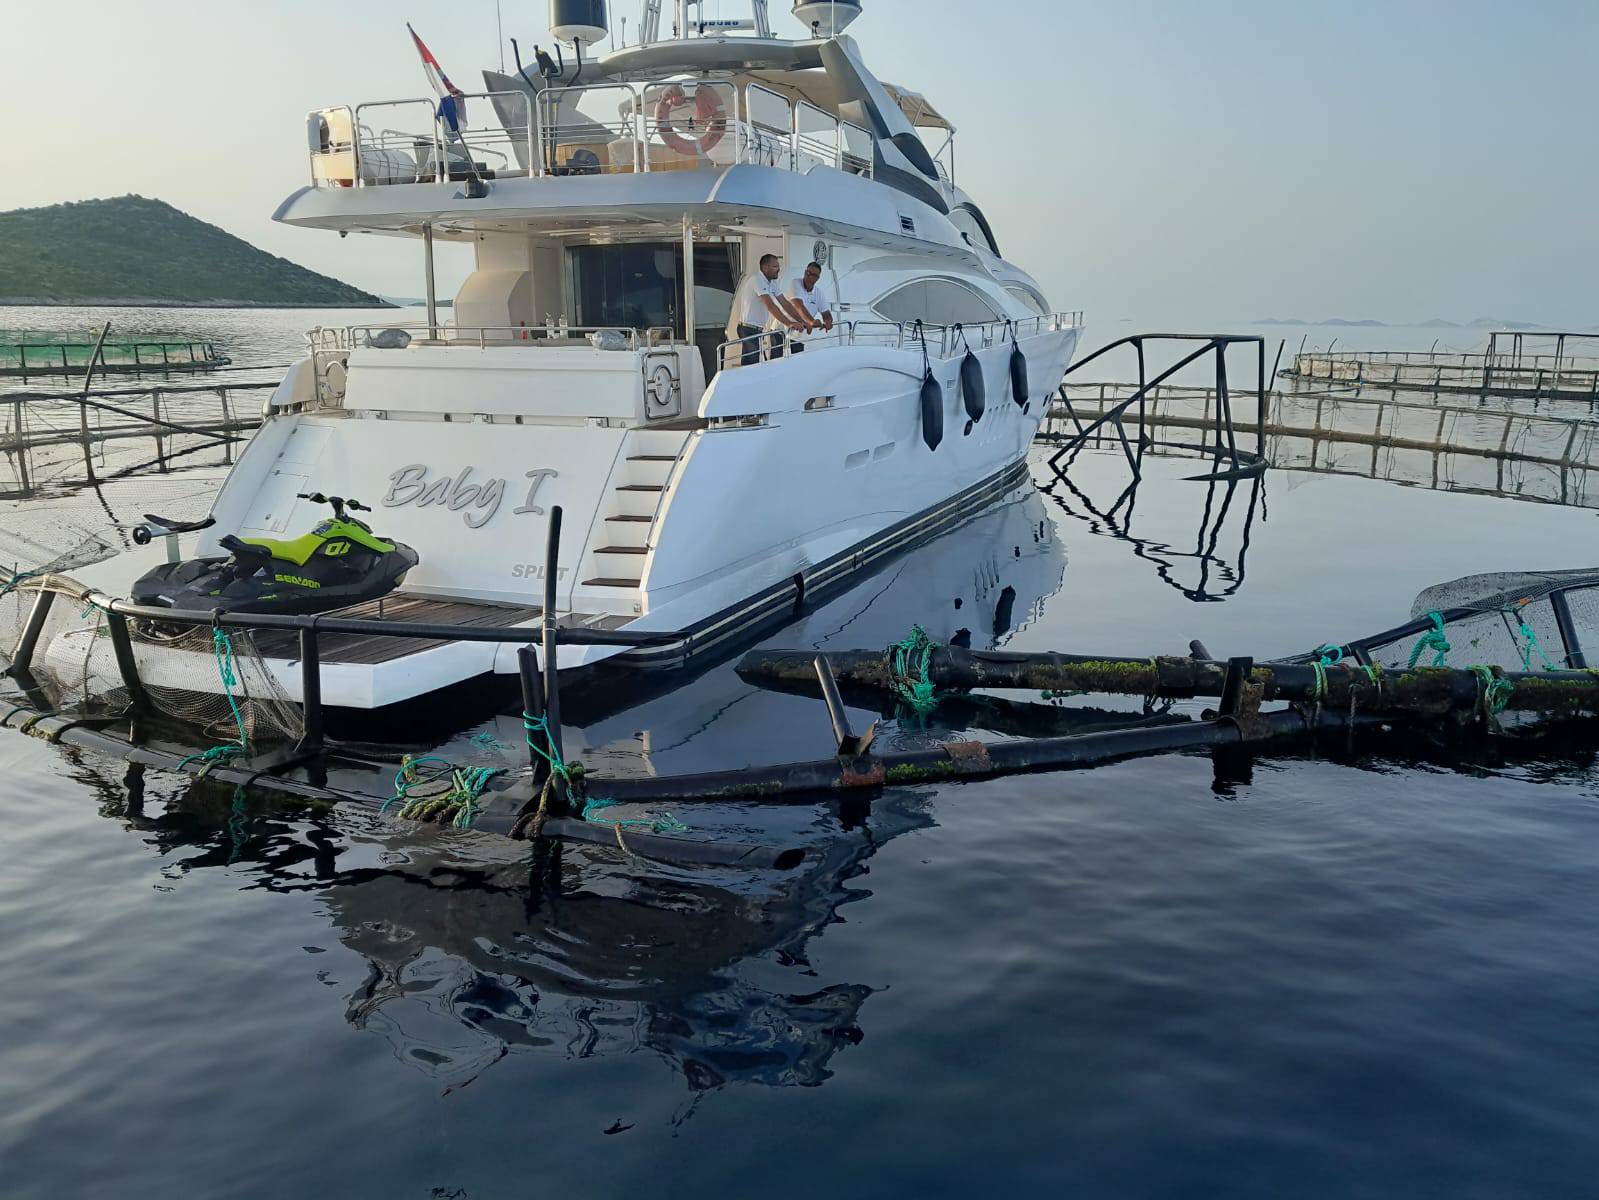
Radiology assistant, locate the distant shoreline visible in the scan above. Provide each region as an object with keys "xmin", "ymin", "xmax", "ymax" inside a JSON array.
[{"xmin": 0, "ymin": 297, "xmax": 396, "ymax": 310}]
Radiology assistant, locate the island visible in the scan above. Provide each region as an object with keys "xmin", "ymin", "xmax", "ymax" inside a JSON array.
[{"xmin": 0, "ymin": 195, "xmax": 390, "ymax": 308}]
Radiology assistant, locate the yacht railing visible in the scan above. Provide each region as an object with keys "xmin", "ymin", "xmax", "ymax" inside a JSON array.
[
  {"xmin": 538, "ymin": 83, "xmax": 647, "ymax": 175},
  {"xmin": 794, "ymin": 101, "xmax": 840, "ymax": 174},
  {"xmin": 309, "ymin": 92, "xmax": 535, "ymax": 187},
  {"xmin": 308, "ymin": 324, "xmax": 680, "ymax": 352},
  {"xmin": 717, "ymin": 312, "xmax": 1083, "ymax": 368},
  {"xmin": 309, "ymin": 83, "xmax": 874, "ymax": 186}
]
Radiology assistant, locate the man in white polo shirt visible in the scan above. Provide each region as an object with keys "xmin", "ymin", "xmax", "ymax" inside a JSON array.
[
  {"xmin": 727, "ymin": 253, "xmax": 810, "ymax": 365},
  {"xmin": 782, "ymin": 261, "xmax": 833, "ymax": 354}
]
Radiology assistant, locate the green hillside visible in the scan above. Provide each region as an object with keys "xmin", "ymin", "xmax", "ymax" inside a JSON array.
[{"xmin": 0, "ymin": 195, "xmax": 389, "ymax": 308}]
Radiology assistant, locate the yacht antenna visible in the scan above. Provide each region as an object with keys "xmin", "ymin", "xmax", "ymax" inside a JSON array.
[{"xmin": 496, "ymin": 0, "xmax": 505, "ymax": 71}]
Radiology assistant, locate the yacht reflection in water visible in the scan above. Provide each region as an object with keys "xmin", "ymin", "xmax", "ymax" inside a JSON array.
[
  {"xmin": 79, "ymin": 755, "xmax": 910, "ymax": 1093},
  {"xmin": 60, "ymin": 483, "xmax": 1071, "ymax": 1094}
]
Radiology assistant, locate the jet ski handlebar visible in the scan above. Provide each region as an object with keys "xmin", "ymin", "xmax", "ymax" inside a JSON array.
[
  {"xmin": 297, "ymin": 492, "xmax": 370, "ymax": 518},
  {"xmin": 131, "ymin": 514, "xmax": 216, "ymax": 546}
]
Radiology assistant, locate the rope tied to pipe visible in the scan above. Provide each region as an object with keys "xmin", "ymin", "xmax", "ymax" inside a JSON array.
[
  {"xmin": 519, "ymin": 714, "xmax": 688, "ymax": 840},
  {"xmin": 175, "ymin": 619, "xmax": 250, "ymax": 774},
  {"xmin": 1508, "ymin": 604, "xmax": 1561, "ymax": 672},
  {"xmin": 1471, "ymin": 664, "xmax": 1514, "ymax": 725},
  {"xmin": 1408, "ymin": 611, "xmax": 1452, "ymax": 669},
  {"xmin": 0, "ymin": 569, "xmax": 44, "ymax": 600},
  {"xmin": 886, "ymin": 625, "xmax": 941, "ymax": 719}
]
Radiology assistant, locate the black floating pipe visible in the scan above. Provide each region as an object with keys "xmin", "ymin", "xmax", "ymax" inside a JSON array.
[
  {"xmin": 737, "ymin": 646, "xmax": 1596, "ymax": 718},
  {"xmin": 103, "ymin": 611, "xmax": 151, "ymax": 714},
  {"xmin": 517, "ymin": 643, "xmax": 548, "ymax": 789},
  {"xmin": 590, "ymin": 708, "xmax": 1384, "ymax": 805},
  {"xmin": 1, "ymin": 706, "xmax": 807, "ymax": 870},
  {"xmin": 295, "ymin": 625, "xmax": 324, "ymax": 757},
  {"xmin": 8, "ymin": 588, "xmax": 56, "ymax": 678},
  {"xmin": 540, "ymin": 506, "xmax": 565, "ymax": 800}
]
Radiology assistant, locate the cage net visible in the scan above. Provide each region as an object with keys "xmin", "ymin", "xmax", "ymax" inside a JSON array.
[
  {"xmin": 1354, "ymin": 569, "xmax": 1599, "ymax": 675},
  {"xmin": 128, "ymin": 622, "xmax": 304, "ymax": 744},
  {"xmin": 1, "ymin": 582, "xmax": 303, "ymax": 744},
  {"xmin": 0, "ymin": 521, "xmax": 302, "ymax": 745}
]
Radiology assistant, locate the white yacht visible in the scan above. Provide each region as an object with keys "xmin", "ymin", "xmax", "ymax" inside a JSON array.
[{"xmin": 60, "ymin": 0, "xmax": 1081, "ymax": 710}]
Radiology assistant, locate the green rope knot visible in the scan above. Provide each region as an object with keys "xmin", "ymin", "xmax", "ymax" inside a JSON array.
[
  {"xmin": 1408, "ymin": 611, "xmax": 1452, "ymax": 669},
  {"xmin": 520, "ymin": 714, "xmax": 689, "ymax": 839},
  {"xmin": 385, "ymin": 753, "xmax": 502, "ymax": 828},
  {"xmin": 1310, "ymin": 660, "xmax": 1329, "ymax": 700},
  {"xmin": 887, "ymin": 625, "xmax": 941, "ymax": 718},
  {"xmin": 579, "ymin": 794, "xmax": 690, "ymax": 836},
  {"xmin": 1471, "ymin": 665, "xmax": 1514, "ymax": 719},
  {"xmin": 175, "ymin": 742, "xmax": 247, "ymax": 775},
  {"xmin": 523, "ymin": 714, "xmax": 574, "ymax": 782},
  {"xmin": 0, "ymin": 569, "xmax": 43, "ymax": 600}
]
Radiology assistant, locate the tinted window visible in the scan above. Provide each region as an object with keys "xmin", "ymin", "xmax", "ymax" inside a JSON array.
[
  {"xmin": 874, "ymin": 278, "xmax": 1002, "ymax": 326},
  {"xmin": 950, "ymin": 206, "xmax": 999, "ymax": 255},
  {"xmin": 1005, "ymin": 285, "xmax": 1049, "ymax": 316},
  {"xmin": 569, "ymin": 242, "xmax": 739, "ymax": 337}
]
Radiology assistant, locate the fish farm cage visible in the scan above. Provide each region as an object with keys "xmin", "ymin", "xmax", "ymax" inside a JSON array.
[
  {"xmin": 1052, "ymin": 381, "xmax": 1599, "ymax": 510},
  {"xmin": 0, "ymin": 332, "xmax": 230, "ymax": 379},
  {"xmin": 1281, "ymin": 330, "xmax": 1599, "ymax": 402}
]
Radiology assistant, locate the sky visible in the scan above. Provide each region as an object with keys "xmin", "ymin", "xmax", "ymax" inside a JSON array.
[{"xmin": 5, "ymin": 0, "xmax": 1596, "ymax": 327}]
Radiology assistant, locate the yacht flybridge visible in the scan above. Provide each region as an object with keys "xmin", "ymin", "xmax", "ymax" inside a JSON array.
[{"xmin": 60, "ymin": 0, "xmax": 1082, "ymax": 710}]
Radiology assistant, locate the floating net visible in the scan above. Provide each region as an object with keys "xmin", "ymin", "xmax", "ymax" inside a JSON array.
[
  {"xmin": 1310, "ymin": 568, "xmax": 1599, "ymax": 676},
  {"xmin": 0, "ymin": 583, "xmax": 302, "ymax": 744},
  {"xmin": 0, "ymin": 517, "xmax": 301, "ymax": 744},
  {"xmin": 128, "ymin": 621, "xmax": 303, "ymax": 744}
]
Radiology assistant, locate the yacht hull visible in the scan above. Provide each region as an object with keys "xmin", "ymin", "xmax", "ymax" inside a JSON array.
[{"xmin": 20, "ymin": 326, "xmax": 1078, "ymax": 712}]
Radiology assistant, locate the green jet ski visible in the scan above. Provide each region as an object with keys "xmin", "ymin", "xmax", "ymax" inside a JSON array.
[{"xmin": 130, "ymin": 493, "xmax": 419, "ymax": 617}]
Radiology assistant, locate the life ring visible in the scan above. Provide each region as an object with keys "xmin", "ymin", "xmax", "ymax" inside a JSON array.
[{"xmin": 654, "ymin": 85, "xmax": 727, "ymax": 156}]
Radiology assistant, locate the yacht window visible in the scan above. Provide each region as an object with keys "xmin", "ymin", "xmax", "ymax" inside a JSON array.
[
  {"xmin": 570, "ymin": 243, "xmax": 681, "ymax": 333},
  {"xmin": 949, "ymin": 206, "xmax": 999, "ymax": 256},
  {"xmin": 873, "ymin": 278, "xmax": 1003, "ymax": 326},
  {"xmin": 567, "ymin": 242, "xmax": 739, "ymax": 341},
  {"xmin": 1005, "ymin": 285, "xmax": 1049, "ymax": 316}
]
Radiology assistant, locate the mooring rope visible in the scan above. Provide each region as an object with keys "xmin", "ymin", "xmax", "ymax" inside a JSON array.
[
  {"xmin": 175, "ymin": 622, "xmax": 250, "ymax": 774},
  {"xmin": 1408, "ymin": 611, "xmax": 1452, "ymax": 669},
  {"xmin": 886, "ymin": 625, "xmax": 941, "ymax": 718},
  {"xmin": 519, "ymin": 714, "xmax": 688, "ymax": 839},
  {"xmin": 1471, "ymin": 664, "xmax": 1514, "ymax": 724},
  {"xmin": 0, "ymin": 569, "xmax": 44, "ymax": 600},
  {"xmin": 1510, "ymin": 608, "xmax": 1561, "ymax": 673},
  {"xmin": 385, "ymin": 752, "xmax": 502, "ymax": 828}
]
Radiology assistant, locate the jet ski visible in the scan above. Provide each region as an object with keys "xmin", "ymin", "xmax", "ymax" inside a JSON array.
[{"xmin": 130, "ymin": 493, "xmax": 419, "ymax": 617}]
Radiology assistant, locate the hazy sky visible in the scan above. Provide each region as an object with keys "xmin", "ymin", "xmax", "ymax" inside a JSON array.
[{"xmin": 6, "ymin": 0, "xmax": 1595, "ymax": 326}]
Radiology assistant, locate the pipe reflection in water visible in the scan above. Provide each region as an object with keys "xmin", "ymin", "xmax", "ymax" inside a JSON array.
[{"xmin": 1038, "ymin": 439, "xmax": 1265, "ymax": 604}]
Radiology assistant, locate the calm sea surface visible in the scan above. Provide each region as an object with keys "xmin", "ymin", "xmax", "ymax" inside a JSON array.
[{"xmin": 2, "ymin": 308, "xmax": 1598, "ymax": 1198}]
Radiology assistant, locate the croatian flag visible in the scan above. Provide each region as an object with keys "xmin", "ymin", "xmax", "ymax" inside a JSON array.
[{"xmin": 407, "ymin": 23, "xmax": 467, "ymax": 131}]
